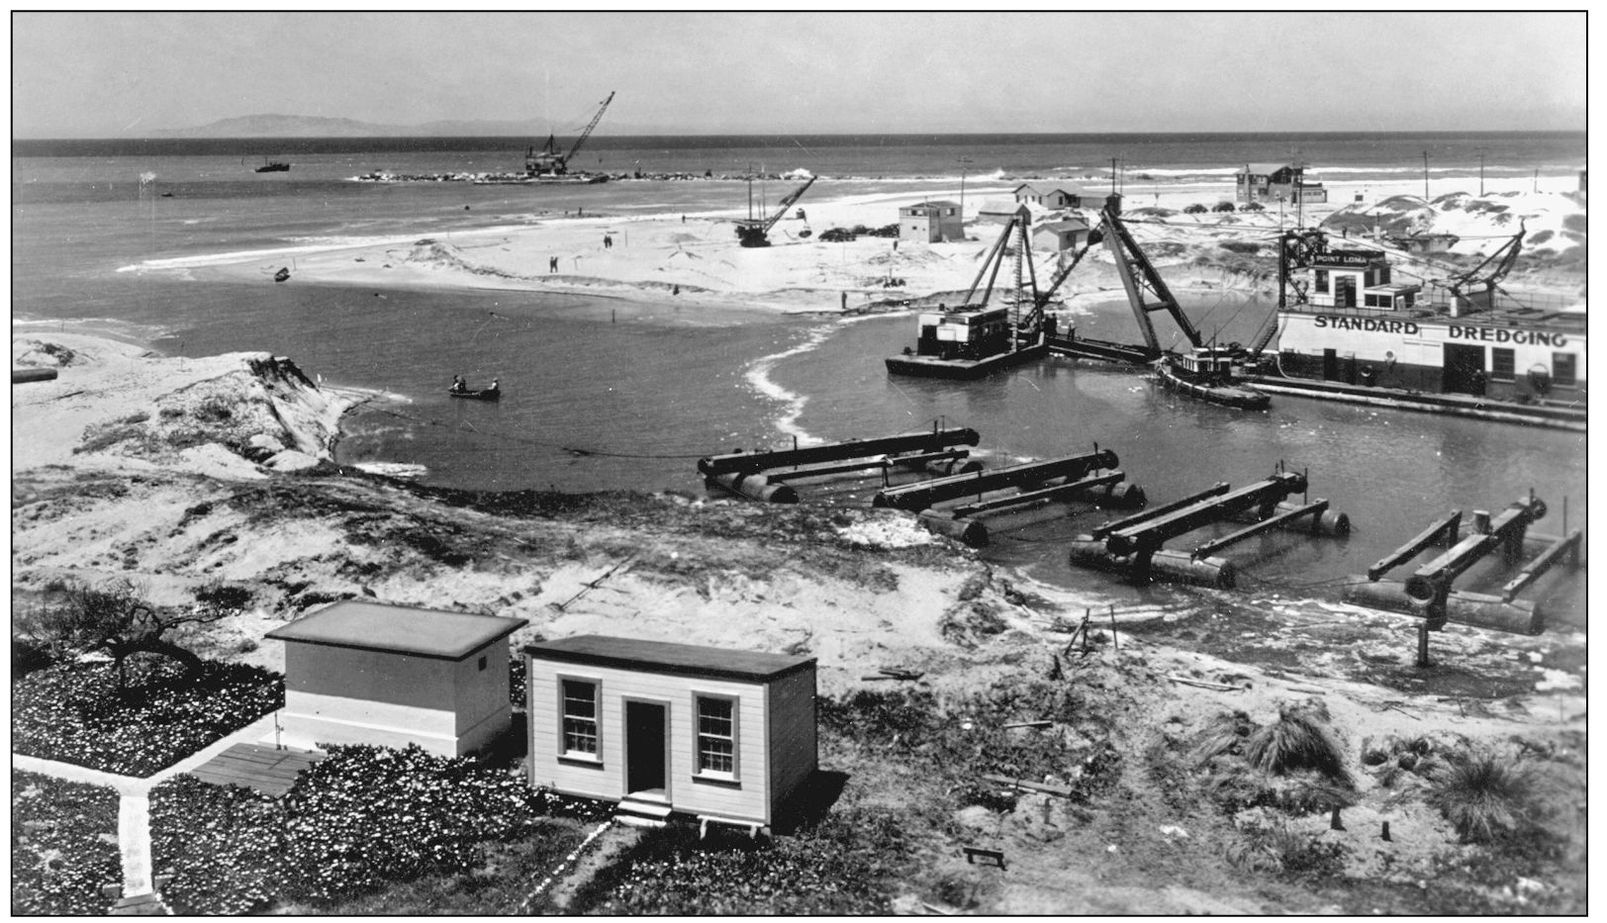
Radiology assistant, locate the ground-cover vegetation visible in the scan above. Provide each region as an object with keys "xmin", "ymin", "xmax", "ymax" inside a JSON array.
[
  {"xmin": 10, "ymin": 771, "xmax": 122, "ymax": 915},
  {"xmin": 148, "ymin": 743, "xmax": 607, "ymax": 913},
  {"xmin": 11, "ymin": 658, "xmax": 282, "ymax": 775},
  {"xmin": 567, "ymin": 806, "xmax": 905, "ymax": 914}
]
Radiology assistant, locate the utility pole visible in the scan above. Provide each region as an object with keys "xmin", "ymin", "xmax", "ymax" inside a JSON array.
[
  {"xmin": 1477, "ymin": 148, "xmax": 1486, "ymax": 196},
  {"xmin": 957, "ymin": 156, "xmax": 973, "ymax": 225},
  {"xmin": 1110, "ymin": 157, "xmax": 1118, "ymax": 196},
  {"xmin": 1422, "ymin": 150, "xmax": 1430, "ymax": 201}
]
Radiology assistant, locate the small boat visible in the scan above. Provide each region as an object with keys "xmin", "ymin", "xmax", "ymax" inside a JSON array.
[
  {"xmin": 273, "ymin": 267, "xmax": 291, "ymax": 283},
  {"xmin": 449, "ymin": 388, "xmax": 501, "ymax": 401},
  {"xmin": 1155, "ymin": 347, "xmax": 1270, "ymax": 410},
  {"xmin": 255, "ymin": 161, "xmax": 290, "ymax": 173}
]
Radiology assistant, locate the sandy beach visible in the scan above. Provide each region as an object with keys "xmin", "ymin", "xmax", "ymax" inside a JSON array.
[{"xmin": 129, "ymin": 174, "xmax": 1586, "ymax": 317}]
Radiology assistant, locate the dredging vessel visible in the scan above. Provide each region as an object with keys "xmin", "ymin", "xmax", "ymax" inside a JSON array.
[{"xmin": 885, "ymin": 215, "xmax": 1047, "ymax": 378}]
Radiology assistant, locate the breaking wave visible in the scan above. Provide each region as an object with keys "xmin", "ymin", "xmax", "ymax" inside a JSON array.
[{"xmin": 743, "ymin": 325, "xmax": 836, "ymax": 445}]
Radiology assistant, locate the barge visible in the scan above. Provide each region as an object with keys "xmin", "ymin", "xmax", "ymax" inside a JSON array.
[{"xmin": 1258, "ymin": 229, "xmax": 1586, "ymax": 422}]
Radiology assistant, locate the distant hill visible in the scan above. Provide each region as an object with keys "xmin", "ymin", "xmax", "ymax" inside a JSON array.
[{"xmin": 150, "ymin": 113, "xmax": 660, "ymax": 138}]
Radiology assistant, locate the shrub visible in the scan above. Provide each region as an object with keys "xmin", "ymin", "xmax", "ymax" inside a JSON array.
[
  {"xmin": 279, "ymin": 744, "xmax": 553, "ymax": 901},
  {"xmin": 1428, "ymin": 749, "xmax": 1543, "ymax": 843},
  {"xmin": 195, "ymin": 582, "xmax": 253, "ymax": 612},
  {"xmin": 1184, "ymin": 204, "xmax": 1208, "ymax": 214},
  {"xmin": 1242, "ymin": 700, "xmax": 1351, "ymax": 785},
  {"xmin": 11, "ymin": 659, "xmax": 283, "ymax": 775},
  {"xmin": 149, "ymin": 775, "xmax": 285, "ymax": 914},
  {"xmin": 1213, "ymin": 201, "xmax": 1237, "ymax": 213},
  {"xmin": 569, "ymin": 806, "xmax": 903, "ymax": 914},
  {"xmin": 11, "ymin": 771, "xmax": 121, "ymax": 915},
  {"xmin": 1241, "ymin": 202, "xmax": 1265, "ymax": 212}
]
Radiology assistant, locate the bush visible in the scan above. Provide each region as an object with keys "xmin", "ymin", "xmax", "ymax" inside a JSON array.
[
  {"xmin": 1213, "ymin": 201, "xmax": 1237, "ymax": 213},
  {"xmin": 569, "ymin": 807, "xmax": 903, "ymax": 914},
  {"xmin": 150, "ymin": 775, "xmax": 284, "ymax": 914},
  {"xmin": 1241, "ymin": 202, "xmax": 1266, "ymax": 212},
  {"xmin": 1428, "ymin": 749, "xmax": 1545, "ymax": 843},
  {"xmin": 11, "ymin": 659, "xmax": 283, "ymax": 775},
  {"xmin": 1242, "ymin": 700, "xmax": 1351, "ymax": 785},
  {"xmin": 279, "ymin": 744, "xmax": 554, "ymax": 901},
  {"xmin": 11, "ymin": 771, "xmax": 121, "ymax": 915},
  {"xmin": 1184, "ymin": 203, "xmax": 1208, "ymax": 214}
]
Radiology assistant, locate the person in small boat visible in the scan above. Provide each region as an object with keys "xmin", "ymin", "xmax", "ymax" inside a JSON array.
[
  {"xmin": 485, "ymin": 378, "xmax": 500, "ymax": 395},
  {"xmin": 450, "ymin": 375, "xmax": 467, "ymax": 393}
]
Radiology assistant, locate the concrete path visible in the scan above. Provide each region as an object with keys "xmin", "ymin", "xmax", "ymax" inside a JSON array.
[{"xmin": 14, "ymin": 713, "xmax": 282, "ymax": 908}]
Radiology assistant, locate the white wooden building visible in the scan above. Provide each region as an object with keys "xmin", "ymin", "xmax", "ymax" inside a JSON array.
[
  {"xmin": 265, "ymin": 601, "xmax": 528, "ymax": 756},
  {"xmin": 898, "ymin": 199, "xmax": 964, "ymax": 243},
  {"xmin": 525, "ymin": 635, "xmax": 818, "ymax": 835}
]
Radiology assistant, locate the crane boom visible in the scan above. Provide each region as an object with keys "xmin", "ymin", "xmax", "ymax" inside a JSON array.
[
  {"xmin": 1099, "ymin": 204, "xmax": 1202, "ymax": 354},
  {"xmin": 564, "ymin": 91, "xmax": 615, "ymax": 164},
  {"xmin": 1447, "ymin": 223, "xmax": 1524, "ymax": 311}
]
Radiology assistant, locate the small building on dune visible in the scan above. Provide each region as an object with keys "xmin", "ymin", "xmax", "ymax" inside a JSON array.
[
  {"xmin": 525, "ymin": 635, "xmax": 818, "ymax": 836},
  {"xmin": 1236, "ymin": 163, "xmax": 1328, "ymax": 206},
  {"xmin": 898, "ymin": 199, "xmax": 964, "ymax": 243},
  {"xmin": 266, "ymin": 601, "xmax": 528, "ymax": 756},
  {"xmin": 978, "ymin": 200, "xmax": 1037, "ymax": 226},
  {"xmin": 1013, "ymin": 184, "xmax": 1083, "ymax": 209},
  {"xmin": 1033, "ymin": 216, "xmax": 1092, "ymax": 252}
]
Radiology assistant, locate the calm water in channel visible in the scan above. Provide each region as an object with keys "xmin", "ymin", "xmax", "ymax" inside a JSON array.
[{"xmin": 12, "ymin": 133, "xmax": 1586, "ymax": 621}]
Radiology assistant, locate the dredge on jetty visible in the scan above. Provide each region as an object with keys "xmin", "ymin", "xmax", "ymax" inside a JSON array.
[
  {"xmin": 1342, "ymin": 491, "xmax": 1583, "ymax": 662},
  {"xmin": 1067, "ymin": 468, "xmax": 1349, "ymax": 588}
]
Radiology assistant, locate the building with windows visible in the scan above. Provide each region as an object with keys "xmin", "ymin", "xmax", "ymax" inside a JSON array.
[
  {"xmin": 525, "ymin": 635, "xmax": 818, "ymax": 835},
  {"xmin": 1236, "ymin": 163, "xmax": 1328, "ymax": 205},
  {"xmin": 1033, "ymin": 216, "xmax": 1092, "ymax": 252},
  {"xmin": 1014, "ymin": 184, "xmax": 1083, "ymax": 209},
  {"xmin": 898, "ymin": 199, "xmax": 964, "ymax": 243},
  {"xmin": 265, "ymin": 601, "xmax": 527, "ymax": 756}
]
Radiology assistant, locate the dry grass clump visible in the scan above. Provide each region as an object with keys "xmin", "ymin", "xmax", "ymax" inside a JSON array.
[
  {"xmin": 1428, "ymin": 749, "xmax": 1543, "ymax": 844},
  {"xmin": 1242, "ymin": 699, "xmax": 1351, "ymax": 785}
]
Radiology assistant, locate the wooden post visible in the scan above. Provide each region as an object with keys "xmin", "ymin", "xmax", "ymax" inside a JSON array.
[
  {"xmin": 1415, "ymin": 623, "xmax": 1430, "ymax": 668},
  {"xmin": 1381, "ymin": 820, "xmax": 1392, "ymax": 842},
  {"xmin": 1109, "ymin": 604, "xmax": 1119, "ymax": 652},
  {"xmin": 1330, "ymin": 807, "xmax": 1345, "ymax": 831}
]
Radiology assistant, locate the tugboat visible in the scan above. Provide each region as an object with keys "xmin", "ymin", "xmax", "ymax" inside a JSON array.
[
  {"xmin": 1155, "ymin": 346, "xmax": 1270, "ymax": 410},
  {"xmin": 885, "ymin": 215, "xmax": 1047, "ymax": 379}
]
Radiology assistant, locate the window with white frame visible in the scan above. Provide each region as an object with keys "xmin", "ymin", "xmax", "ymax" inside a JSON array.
[
  {"xmin": 696, "ymin": 695, "xmax": 737, "ymax": 776},
  {"xmin": 561, "ymin": 679, "xmax": 599, "ymax": 757}
]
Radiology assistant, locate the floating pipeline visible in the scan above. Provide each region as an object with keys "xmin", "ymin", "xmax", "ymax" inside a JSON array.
[
  {"xmin": 1066, "ymin": 539, "xmax": 1237, "ymax": 589},
  {"xmin": 699, "ymin": 427, "xmax": 982, "ymax": 478},
  {"xmin": 916, "ymin": 510, "xmax": 990, "ymax": 547},
  {"xmin": 874, "ymin": 448, "xmax": 1120, "ymax": 511},
  {"xmin": 1341, "ymin": 579, "xmax": 1544, "ymax": 635},
  {"xmin": 1228, "ymin": 500, "xmax": 1352, "ymax": 538},
  {"xmin": 705, "ymin": 471, "xmax": 798, "ymax": 504}
]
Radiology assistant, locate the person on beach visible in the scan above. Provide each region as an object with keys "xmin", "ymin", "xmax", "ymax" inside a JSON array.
[{"xmin": 549, "ymin": 256, "xmax": 558, "ymax": 273}]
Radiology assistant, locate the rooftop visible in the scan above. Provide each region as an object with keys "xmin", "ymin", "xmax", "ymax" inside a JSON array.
[
  {"xmin": 266, "ymin": 601, "xmax": 528, "ymax": 660},
  {"xmin": 526, "ymin": 634, "xmax": 816, "ymax": 682}
]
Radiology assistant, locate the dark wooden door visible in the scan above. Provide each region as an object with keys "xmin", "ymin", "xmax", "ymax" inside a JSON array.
[{"xmin": 625, "ymin": 701, "xmax": 667, "ymax": 795}]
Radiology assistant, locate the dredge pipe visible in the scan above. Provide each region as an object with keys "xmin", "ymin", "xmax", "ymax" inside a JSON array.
[
  {"xmin": 1230, "ymin": 500, "xmax": 1351, "ymax": 537},
  {"xmin": 1067, "ymin": 539, "xmax": 1235, "ymax": 589},
  {"xmin": 699, "ymin": 427, "xmax": 981, "ymax": 476},
  {"xmin": 706, "ymin": 472, "xmax": 798, "ymax": 504},
  {"xmin": 917, "ymin": 510, "xmax": 988, "ymax": 547},
  {"xmin": 1341, "ymin": 579, "xmax": 1544, "ymax": 635},
  {"xmin": 874, "ymin": 449, "xmax": 1119, "ymax": 511}
]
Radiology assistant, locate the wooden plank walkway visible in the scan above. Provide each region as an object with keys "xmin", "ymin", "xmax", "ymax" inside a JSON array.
[{"xmin": 185, "ymin": 743, "xmax": 324, "ymax": 797}]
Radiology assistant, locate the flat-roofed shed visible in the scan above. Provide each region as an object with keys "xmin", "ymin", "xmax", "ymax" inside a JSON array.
[{"xmin": 266, "ymin": 601, "xmax": 528, "ymax": 756}]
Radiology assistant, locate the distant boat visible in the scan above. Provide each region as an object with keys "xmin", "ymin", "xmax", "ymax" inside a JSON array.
[
  {"xmin": 448, "ymin": 387, "xmax": 501, "ymax": 401},
  {"xmin": 1154, "ymin": 347, "xmax": 1270, "ymax": 410},
  {"xmin": 273, "ymin": 267, "xmax": 291, "ymax": 283},
  {"xmin": 255, "ymin": 160, "xmax": 290, "ymax": 173}
]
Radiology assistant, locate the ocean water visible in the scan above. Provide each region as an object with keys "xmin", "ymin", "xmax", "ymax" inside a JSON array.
[{"xmin": 11, "ymin": 132, "xmax": 1587, "ymax": 621}]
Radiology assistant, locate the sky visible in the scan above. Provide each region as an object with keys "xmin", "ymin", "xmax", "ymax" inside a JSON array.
[{"xmin": 9, "ymin": 11, "xmax": 1588, "ymax": 138}]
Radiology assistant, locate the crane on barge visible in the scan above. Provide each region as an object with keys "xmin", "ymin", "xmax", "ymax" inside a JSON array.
[{"xmin": 525, "ymin": 91, "xmax": 615, "ymax": 176}]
